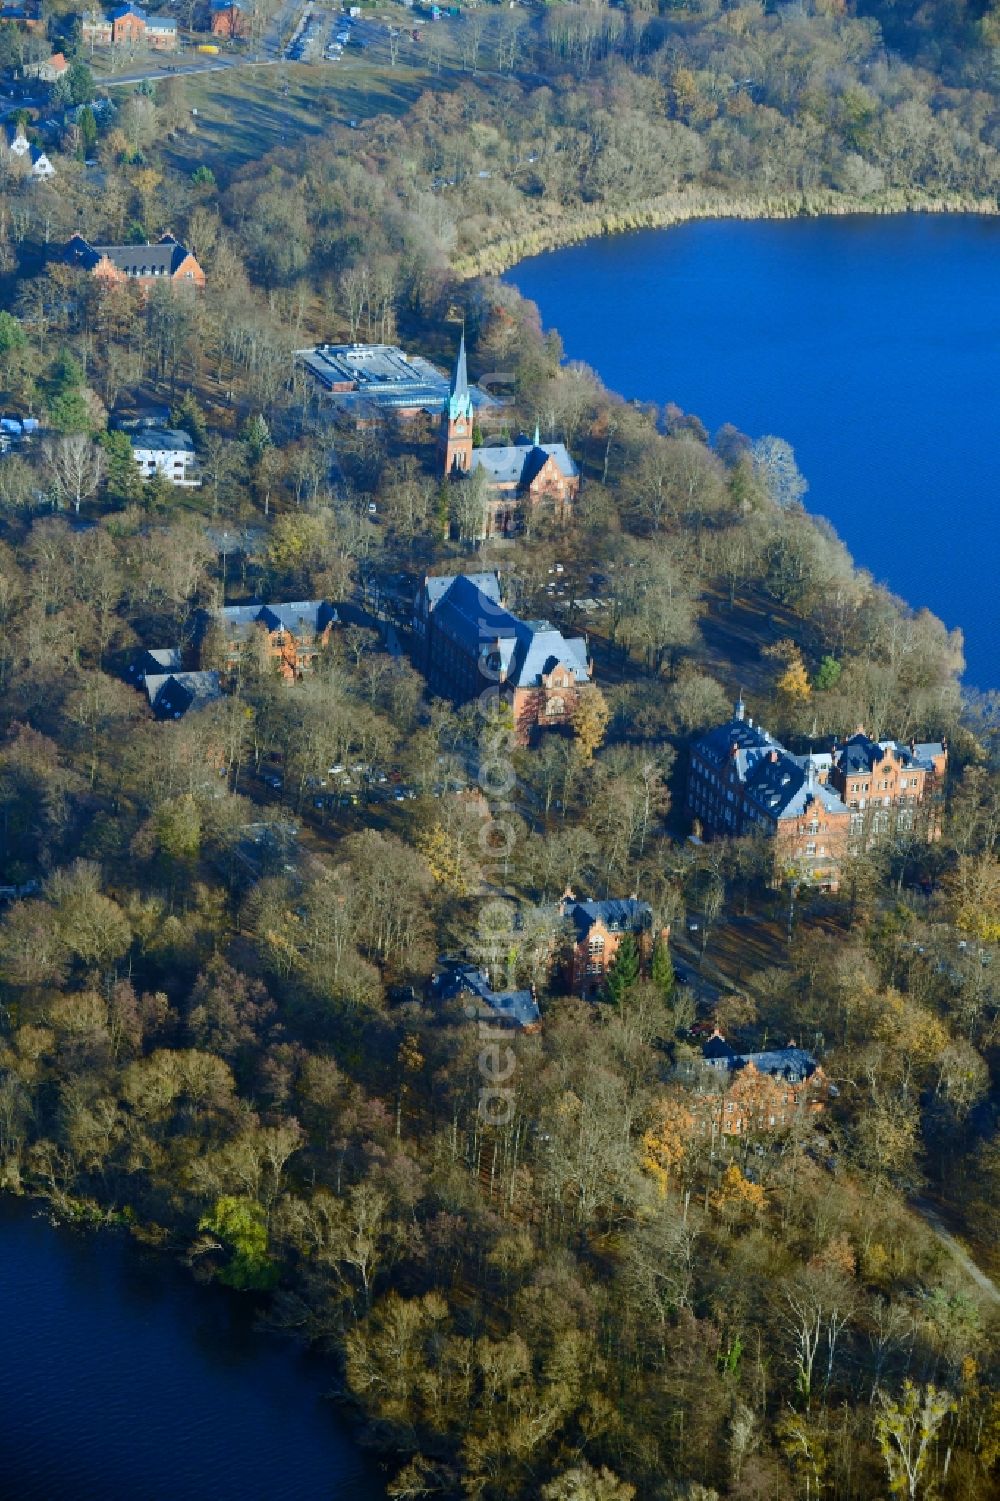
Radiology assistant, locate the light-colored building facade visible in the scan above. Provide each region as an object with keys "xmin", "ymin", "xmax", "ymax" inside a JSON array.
[
  {"xmin": 3, "ymin": 122, "xmax": 54, "ymax": 177},
  {"xmin": 131, "ymin": 429, "xmax": 199, "ymax": 486}
]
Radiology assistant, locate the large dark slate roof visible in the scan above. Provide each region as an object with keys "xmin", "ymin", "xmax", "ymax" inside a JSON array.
[
  {"xmin": 427, "ymin": 575, "xmax": 589, "ymax": 688},
  {"xmin": 471, "ymin": 440, "xmax": 577, "ymax": 489},
  {"xmin": 65, "ymin": 232, "xmax": 193, "ymax": 277},
  {"xmin": 424, "ymin": 570, "xmax": 502, "ymax": 614},
  {"xmin": 220, "ymin": 600, "xmax": 338, "ymax": 641},
  {"xmin": 703, "ymin": 1039, "xmax": 819, "ymax": 1084},
  {"xmin": 433, "ymin": 962, "xmax": 540, "ymax": 1029},
  {"xmin": 744, "ymin": 754, "xmax": 847, "ymax": 822},
  {"xmin": 694, "ymin": 710, "xmax": 848, "ymax": 821},
  {"xmin": 145, "ymin": 670, "xmax": 221, "ymax": 719},
  {"xmin": 562, "ymin": 897, "xmax": 653, "ymax": 940},
  {"xmin": 834, "ymin": 733, "xmax": 944, "ymax": 777},
  {"xmin": 834, "ymin": 734, "xmax": 883, "ymax": 774},
  {"xmin": 130, "ymin": 429, "xmax": 194, "ymax": 454}
]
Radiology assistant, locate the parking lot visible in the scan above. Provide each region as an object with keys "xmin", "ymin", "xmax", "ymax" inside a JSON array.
[{"xmin": 285, "ymin": 5, "xmax": 373, "ymax": 63}]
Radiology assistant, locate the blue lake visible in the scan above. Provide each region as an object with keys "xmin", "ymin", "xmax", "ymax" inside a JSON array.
[
  {"xmin": 0, "ymin": 1197, "xmax": 384, "ymax": 1501},
  {"xmin": 507, "ymin": 214, "xmax": 1000, "ymax": 690}
]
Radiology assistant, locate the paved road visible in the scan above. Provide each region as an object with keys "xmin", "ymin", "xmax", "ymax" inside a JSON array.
[
  {"xmin": 102, "ymin": 57, "xmax": 269, "ymax": 85},
  {"xmin": 100, "ymin": 0, "xmax": 305, "ymax": 85}
]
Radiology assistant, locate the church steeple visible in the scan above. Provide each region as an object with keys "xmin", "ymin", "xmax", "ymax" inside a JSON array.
[
  {"xmin": 440, "ymin": 332, "xmax": 474, "ymax": 477},
  {"xmin": 449, "ymin": 333, "xmax": 472, "ymax": 422}
]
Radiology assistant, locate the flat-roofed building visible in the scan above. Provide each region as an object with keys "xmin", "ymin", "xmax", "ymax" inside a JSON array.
[{"xmin": 295, "ymin": 341, "xmax": 495, "ymax": 422}]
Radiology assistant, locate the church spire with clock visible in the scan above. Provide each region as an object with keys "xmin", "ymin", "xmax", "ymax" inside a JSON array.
[{"xmin": 440, "ymin": 333, "xmax": 474, "ymax": 477}]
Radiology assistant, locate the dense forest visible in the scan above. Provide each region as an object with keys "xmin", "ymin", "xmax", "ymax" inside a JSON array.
[{"xmin": 0, "ymin": 0, "xmax": 998, "ymax": 1494}]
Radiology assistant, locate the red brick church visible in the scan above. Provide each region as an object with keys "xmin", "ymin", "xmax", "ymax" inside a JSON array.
[{"xmin": 440, "ymin": 336, "xmax": 579, "ymax": 538}]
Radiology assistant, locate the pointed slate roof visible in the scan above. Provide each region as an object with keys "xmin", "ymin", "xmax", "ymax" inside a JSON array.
[{"xmin": 448, "ymin": 333, "xmax": 472, "ymax": 423}]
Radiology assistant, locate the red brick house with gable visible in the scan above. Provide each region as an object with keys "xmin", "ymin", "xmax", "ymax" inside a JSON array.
[
  {"xmin": 82, "ymin": 3, "xmax": 178, "ymax": 47},
  {"xmin": 64, "ymin": 232, "xmax": 204, "ymax": 290},
  {"xmin": 694, "ymin": 1031, "xmax": 832, "ymax": 1136},
  {"xmin": 210, "ymin": 0, "xmax": 249, "ymax": 36},
  {"xmin": 559, "ymin": 894, "xmax": 669, "ymax": 998},
  {"xmin": 414, "ymin": 572, "xmax": 593, "ymax": 745},
  {"xmin": 218, "ymin": 601, "xmax": 339, "ymax": 682},
  {"xmin": 687, "ymin": 701, "xmax": 947, "ymax": 890}
]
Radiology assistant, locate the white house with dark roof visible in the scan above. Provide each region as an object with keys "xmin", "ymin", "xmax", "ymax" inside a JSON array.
[
  {"xmin": 130, "ymin": 429, "xmax": 199, "ymax": 487},
  {"xmin": 4, "ymin": 123, "xmax": 55, "ymax": 178}
]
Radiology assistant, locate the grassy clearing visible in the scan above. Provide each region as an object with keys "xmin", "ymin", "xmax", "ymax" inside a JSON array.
[{"xmin": 158, "ymin": 59, "xmax": 430, "ymax": 182}]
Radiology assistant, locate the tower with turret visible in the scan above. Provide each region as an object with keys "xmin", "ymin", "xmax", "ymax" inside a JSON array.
[{"xmin": 439, "ymin": 334, "xmax": 474, "ymax": 478}]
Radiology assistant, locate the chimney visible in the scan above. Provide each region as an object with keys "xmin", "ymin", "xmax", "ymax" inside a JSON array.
[
  {"xmin": 735, "ymin": 696, "xmax": 746, "ymax": 721},
  {"xmin": 770, "ymin": 749, "xmax": 779, "ymax": 763},
  {"xmin": 747, "ymin": 716, "xmax": 754, "ymax": 729}
]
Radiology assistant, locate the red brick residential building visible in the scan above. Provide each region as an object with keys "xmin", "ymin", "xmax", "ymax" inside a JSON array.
[
  {"xmin": 686, "ymin": 701, "xmax": 947, "ymax": 889},
  {"xmin": 210, "ymin": 0, "xmax": 249, "ymax": 36},
  {"xmin": 559, "ymin": 894, "xmax": 669, "ymax": 998},
  {"xmin": 413, "ymin": 572, "xmax": 593, "ymax": 745},
  {"xmin": 694, "ymin": 1031, "xmax": 832, "ymax": 1136},
  {"xmin": 64, "ymin": 232, "xmax": 204, "ymax": 289},
  {"xmin": 82, "ymin": 3, "xmax": 178, "ymax": 47},
  {"xmin": 218, "ymin": 601, "xmax": 339, "ymax": 681}
]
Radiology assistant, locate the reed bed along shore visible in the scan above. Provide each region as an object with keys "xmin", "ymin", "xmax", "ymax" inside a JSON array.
[{"xmin": 453, "ymin": 187, "xmax": 999, "ymax": 279}]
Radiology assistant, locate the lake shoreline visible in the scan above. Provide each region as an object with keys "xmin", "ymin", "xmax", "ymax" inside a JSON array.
[
  {"xmin": 502, "ymin": 211, "xmax": 999, "ymax": 688},
  {"xmin": 454, "ymin": 188, "xmax": 999, "ymax": 279},
  {"xmin": 0, "ymin": 1190, "xmax": 387, "ymax": 1499}
]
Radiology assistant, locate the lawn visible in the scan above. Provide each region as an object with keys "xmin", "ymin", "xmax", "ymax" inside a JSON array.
[{"xmin": 157, "ymin": 58, "xmax": 431, "ymax": 183}]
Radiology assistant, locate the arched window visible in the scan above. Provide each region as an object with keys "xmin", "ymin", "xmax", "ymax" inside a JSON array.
[{"xmin": 546, "ymin": 695, "xmax": 565, "ymax": 717}]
